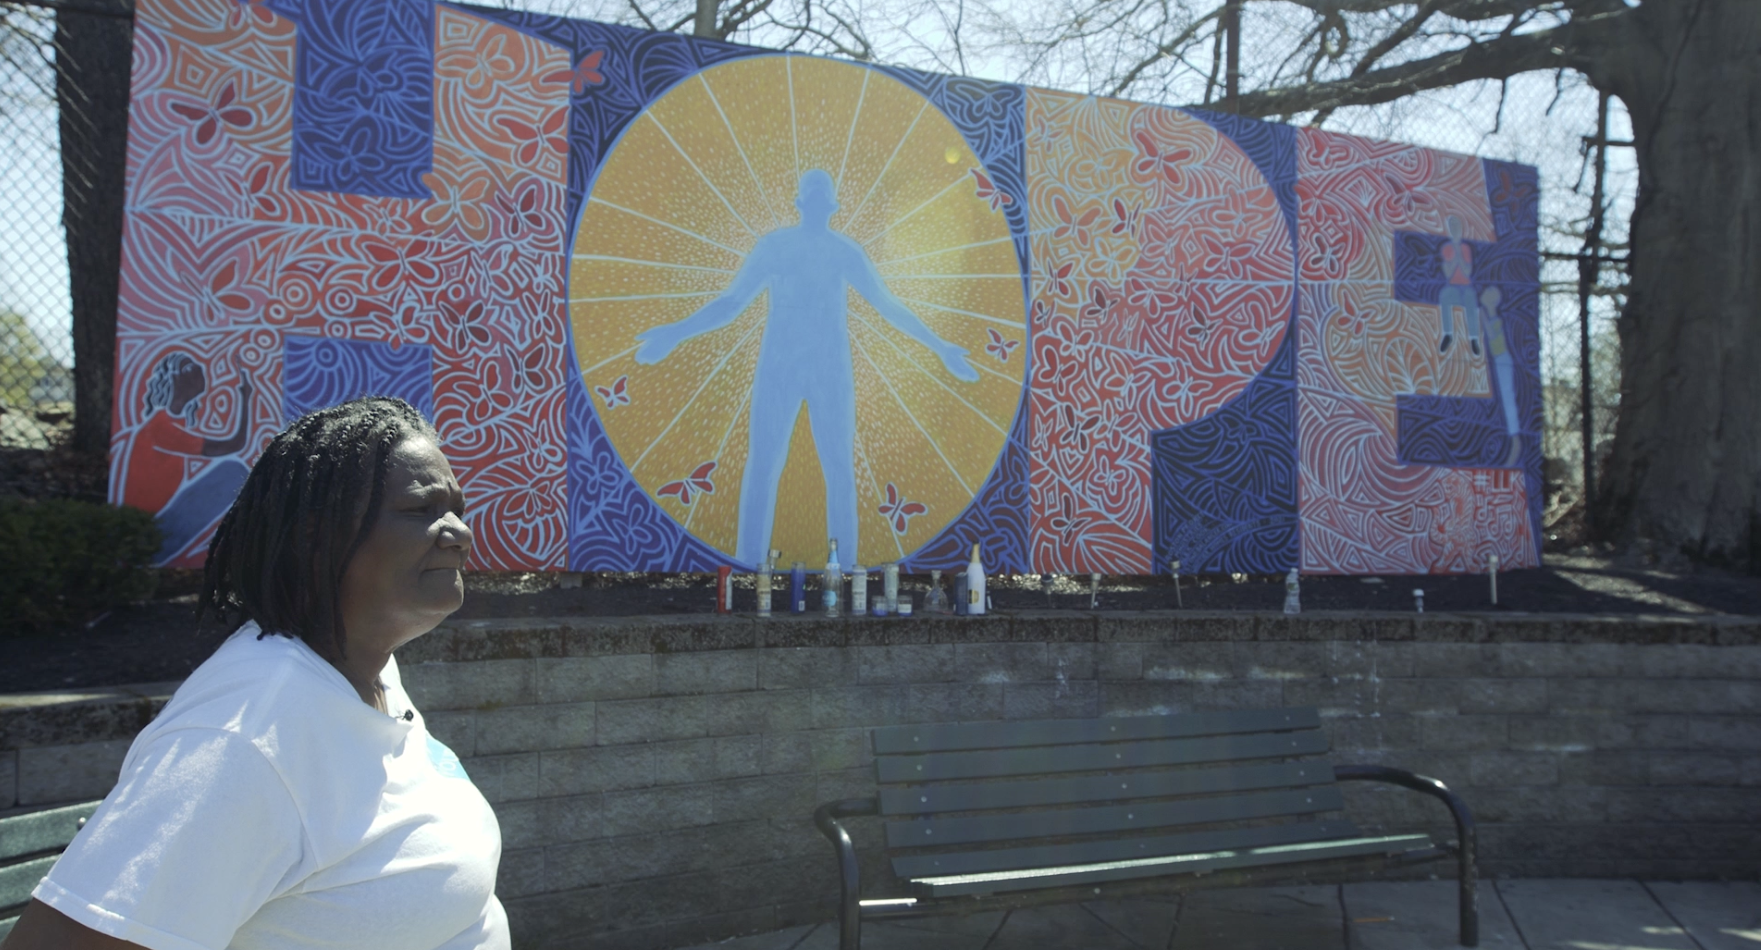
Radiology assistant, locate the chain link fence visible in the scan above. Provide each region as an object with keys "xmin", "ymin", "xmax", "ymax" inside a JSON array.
[{"xmin": 0, "ymin": 1, "xmax": 75, "ymax": 451}]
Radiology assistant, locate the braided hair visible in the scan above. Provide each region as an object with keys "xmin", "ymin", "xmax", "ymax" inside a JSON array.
[{"xmin": 200, "ymin": 396, "xmax": 439, "ymax": 661}]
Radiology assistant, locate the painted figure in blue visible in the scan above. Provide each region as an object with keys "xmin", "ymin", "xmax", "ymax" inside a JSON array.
[
  {"xmin": 1479, "ymin": 286, "xmax": 1524, "ymax": 467},
  {"xmin": 634, "ymin": 169, "xmax": 979, "ymax": 566},
  {"xmin": 1437, "ymin": 215, "xmax": 1482, "ymax": 356}
]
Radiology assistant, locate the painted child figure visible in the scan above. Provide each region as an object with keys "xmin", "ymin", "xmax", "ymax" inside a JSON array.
[
  {"xmin": 1479, "ymin": 286, "xmax": 1523, "ymax": 468},
  {"xmin": 1438, "ymin": 215, "xmax": 1482, "ymax": 356}
]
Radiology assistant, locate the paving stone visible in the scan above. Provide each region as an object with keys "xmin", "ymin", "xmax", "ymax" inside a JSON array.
[
  {"xmin": 1083, "ymin": 899, "xmax": 1181, "ymax": 948},
  {"xmin": 792, "ymin": 912, "xmax": 1004, "ymax": 950},
  {"xmin": 1342, "ymin": 881, "xmax": 1525, "ymax": 949},
  {"xmin": 672, "ymin": 922, "xmax": 818, "ymax": 950},
  {"xmin": 1496, "ymin": 878, "xmax": 1697, "ymax": 949},
  {"xmin": 1645, "ymin": 881, "xmax": 1761, "ymax": 950},
  {"xmin": 988, "ymin": 903, "xmax": 1149, "ymax": 949},
  {"xmin": 1171, "ymin": 886, "xmax": 1344, "ymax": 950}
]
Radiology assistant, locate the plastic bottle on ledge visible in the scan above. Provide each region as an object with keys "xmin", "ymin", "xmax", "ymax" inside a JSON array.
[
  {"xmin": 823, "ymin": 538, "xmax": 841, "ymax": 617},
  {"xmin": 755, "ymin": 557, "xmax": 771, "ymax": 618},
  {"xmin": 924, "ymin": 569, "xmax": 949, "ymax": 614},
  {"xmin": 851, "ymin": 563, "xmax": 868, "ymax": 615},
  {"xmin": 966, "ymin": 543, "xmax": 986, "ymax": 616}
]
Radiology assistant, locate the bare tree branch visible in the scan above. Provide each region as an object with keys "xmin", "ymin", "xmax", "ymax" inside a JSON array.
[
  {"xmin": 1105, "ymin": 3, "xmax": 1225, "ymax": 99},
  {"xmin": 1228, "ymin": 17, "xmax": 1603, "ymax": 118}
]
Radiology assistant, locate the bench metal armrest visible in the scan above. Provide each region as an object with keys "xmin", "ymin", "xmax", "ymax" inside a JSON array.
[
  {"xmin": 814, "ymin": 798, "xmax": 880, "ymax": 950},
  {"xmin": 1334, "ymin": 764, "xmax": 1478, "ymax": 947}
]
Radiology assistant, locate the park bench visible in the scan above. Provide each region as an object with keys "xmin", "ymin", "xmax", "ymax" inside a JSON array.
[
  {"xmin": 0, "ymin": 800, "xmax": 103, "ymax": 941},
  {"xmin": 814, "ymin": 706, "xmax": 1477, "ymax": 948}
]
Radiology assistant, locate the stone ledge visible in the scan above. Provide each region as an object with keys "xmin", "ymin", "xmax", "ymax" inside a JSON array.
[{"xmin": 399, "ymin": 610, "xmax": 1758, "ymax": 663}]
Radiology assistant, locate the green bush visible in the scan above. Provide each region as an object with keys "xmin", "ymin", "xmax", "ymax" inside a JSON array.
[{"xmin": 0, "ymin": 498, "xmax": 162, "ymax": 635}]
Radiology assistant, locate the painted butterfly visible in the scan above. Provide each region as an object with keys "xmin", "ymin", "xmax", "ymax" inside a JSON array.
[
  {"xmin": 542, "ymin": 49, "xmax": 606, "ymax": 95},
  {"xmin": 658, "ymin": 461, "xmax": 716, "ymax": 506},
  {"xmin": 595, "ymin": 375, "xmax": 629, "ymax": 409},
  {"xmin": 985, "ymin": 328, "xmax": 1019, "ymax": 362},
  {"xmin": 878, "ymin": 482, "xmax": 927, "ymax": 535},
  {"xmin": 970, "ymin": 169, "xmax": 1012, "ymax": 212}
]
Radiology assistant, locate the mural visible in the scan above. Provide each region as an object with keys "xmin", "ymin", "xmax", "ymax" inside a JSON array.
[{"xmin": 111, "ymin": 0, "xmax": 1540, "ymax": 575}]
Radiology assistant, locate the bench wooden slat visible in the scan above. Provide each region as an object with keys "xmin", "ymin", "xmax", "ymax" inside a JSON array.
[
  {"xmin": 872, "ymin": 708, "xmax": 1320, "ymax": 755},
  {"xmin": 911, "ymin": 833, "xmax": 1435, "ymax": 897},
  {"xmin": 0, "ymin": 854, "xmax": 57, "ymax": 914},
  {"xmin": 891, "ymin": 818, "xmax": 1363, "ymax": 879},
  {"xmin": 878, "ymin": 760, "xmax": 1332, "ymax": 815},
  {"xmin": 876, "ymin": 729, "xmax": 1328, "ymax": 783},
  {"xmin": 884, "ymin": 784, "xmax": 1345, "ymax": 848},
  {"xmin": 0, "ymin": 802, "xmax": 99, "ymax": 863}
]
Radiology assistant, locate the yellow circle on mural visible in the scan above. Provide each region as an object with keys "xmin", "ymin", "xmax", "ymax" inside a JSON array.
[{"xmin": 569, "ymin": 55, "xmax": 1027, "ymax": 569}]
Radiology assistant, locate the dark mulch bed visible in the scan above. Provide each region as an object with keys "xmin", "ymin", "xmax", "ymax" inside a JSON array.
[{"xmin": 4, "ymin": 556, "xmax": 1760, "ymax": 695}]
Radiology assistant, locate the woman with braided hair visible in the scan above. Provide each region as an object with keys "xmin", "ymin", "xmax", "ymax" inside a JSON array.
[{"xmin": 2, "ymin": 397, "xmax": 507, "ymax": 950}]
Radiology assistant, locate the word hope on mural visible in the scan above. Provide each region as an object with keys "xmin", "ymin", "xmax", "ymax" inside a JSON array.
[{"xmin": 111, "ymin": 0, "xmax": 1541, "ymax": 575}]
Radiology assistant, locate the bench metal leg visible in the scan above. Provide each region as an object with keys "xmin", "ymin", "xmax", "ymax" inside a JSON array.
[
  {"xmin": 814, "ymin": 798, "xmax": 880, "ymax": 950},
  {"xmin": 1335, "ymin": 764, "xmax": 1478, "ymax": 947}
]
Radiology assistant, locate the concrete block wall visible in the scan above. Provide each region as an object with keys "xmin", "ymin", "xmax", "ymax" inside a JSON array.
[{"xmin": 3, "ymin": 612, "xmax": 1758, "ymax": 950}]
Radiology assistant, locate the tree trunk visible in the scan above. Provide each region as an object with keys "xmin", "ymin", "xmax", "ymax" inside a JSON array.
[
  {"xmin": 1595, "ymin": 0, "xmax": 1761, "ymax": 568},
  {"xmin": 55, "ymin": 8, "xmax": 133, "ymax": 465}
]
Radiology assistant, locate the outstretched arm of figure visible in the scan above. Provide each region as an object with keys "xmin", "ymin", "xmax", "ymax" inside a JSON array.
[
  {"xmin": 201, "ymin": 375, "xmax": 253, "ymax": 457},
  {"xmin": 634, "ymin": 251, "xmax": 770, "ymax": 364},
  {"xmin": 847, "ymin": 250, "xmax": 979, "ymax": 382}
]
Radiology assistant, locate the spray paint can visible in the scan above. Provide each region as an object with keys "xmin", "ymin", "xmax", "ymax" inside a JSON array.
[
  {"xmin": 883, "ymin": 563, "xmax": 900, "ymax": 613},
  {"xmin": 1283, "ymin": 569, "xmax": 1300, "ymax": 614},
  {"xmin": 790, "ymin": 562, "xmax": 806, "ymax": 613},
  {"xmin": 1488, "ymin": 554, "xmax": 1500, "ymax": 605},
  {"xmin": 851, "ymin": 564, "xmax": 868, "ymax": 615},
  {"xmin": 1413, "ymin": 588, "xmax": 1425, "ymax": 613}
]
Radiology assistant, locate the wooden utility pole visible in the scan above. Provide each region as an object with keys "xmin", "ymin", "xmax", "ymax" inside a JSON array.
[
  {"xmin": 1578, "ymin": 91, "xmax": 1609, "ymax": 522},
  {"xmin": 1223, "ymin": 0, "xmax": 1241, "ymax": 111}
]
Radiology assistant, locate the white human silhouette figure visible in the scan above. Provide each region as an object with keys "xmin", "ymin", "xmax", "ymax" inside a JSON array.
[{"xmin": 635, "ymin": 169, "xmax": 979, "ymax": 567}]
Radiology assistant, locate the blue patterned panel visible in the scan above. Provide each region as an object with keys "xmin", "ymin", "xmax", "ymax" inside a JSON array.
[
  {"xmin": 877, "ymin": 66, "xmax": 1032, "ymax": 573},
  {"xmin": 268, "ymin": 0, "xmax": 435, "ymax": 198},
  {"xmin": 282, "ymin": 335, "xmax": 436, "ymax": 422},
  {"xmin": 1152, "ymin": 328, "xmax": 1300, "ymax": 574},
  {"xmin": 563, "ymin": 352, "xmax": 727, "ymax": 571},
  {"xmin": 1149, "ymin": 110, "xmax": 1301, "ymax": 574}
]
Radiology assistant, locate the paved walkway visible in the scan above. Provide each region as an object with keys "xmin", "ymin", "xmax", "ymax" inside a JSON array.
[{"xmin": 679, "ymin": 880, "xmax": 1761, "ymax": 950}]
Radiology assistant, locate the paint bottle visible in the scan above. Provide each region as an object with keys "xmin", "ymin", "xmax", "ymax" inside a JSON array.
[
  {"xmin": 823, "ymin": 539, "xmax": 841, "ymax": 617},
  {"xmin": 1283, "ymin": 569, "xmax": 1300, "ymax": 614},
  {"xmin": 966, "ymin": 543, "xmax": 986, "ymax": 616},
  {"xmin": 1488, "ymin": 554, "xmax": 1500, "ymax": 605},
  {"xmin": 790, "ymin": 562, "xmax": 806, "ymax": 614},
  {"xmin": 883, "ymin": 563, "xmax": 900, "ymax": 613},
  {"xmin": 924, "ymin": 570, "xmax": 949, "ymax": 614},
  {"xmin": 851, "ymin": 564, "xmax": 868, "ymax": 616},
  {"xmin": 755, "ymin": 554, "xmax": 772, "ymax": 618}
]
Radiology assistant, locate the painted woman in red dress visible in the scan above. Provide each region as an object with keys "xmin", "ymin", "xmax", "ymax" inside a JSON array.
[{"xmin": 119, "ymin": 353, "xmax": 254, "ymax": 563}]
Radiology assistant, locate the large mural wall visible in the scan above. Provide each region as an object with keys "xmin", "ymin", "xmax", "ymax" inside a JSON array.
[{"xmin": 111, "ymin": 0, "xmax": 1541, "ymax": 575}]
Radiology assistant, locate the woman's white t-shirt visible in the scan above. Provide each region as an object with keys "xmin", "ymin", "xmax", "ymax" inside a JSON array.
[{"xmin": 34, "ymin": 621, "xmax": 510, "ymax": 950}]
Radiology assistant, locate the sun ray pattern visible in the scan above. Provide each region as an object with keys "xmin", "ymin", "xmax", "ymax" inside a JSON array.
[{"xmin": 571, "ymin": 55, "xmax": 1027, "ymax": 569}]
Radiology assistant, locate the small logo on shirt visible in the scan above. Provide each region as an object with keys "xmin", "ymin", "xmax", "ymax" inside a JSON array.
[{"xmin": 426, "ymin": 734, "xmax": 470, "ymax": 781}]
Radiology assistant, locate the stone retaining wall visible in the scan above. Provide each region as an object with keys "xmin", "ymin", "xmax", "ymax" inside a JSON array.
[{"xmin": 3, "ymin": 611, "xmax": 1758, "ymax": 950}]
